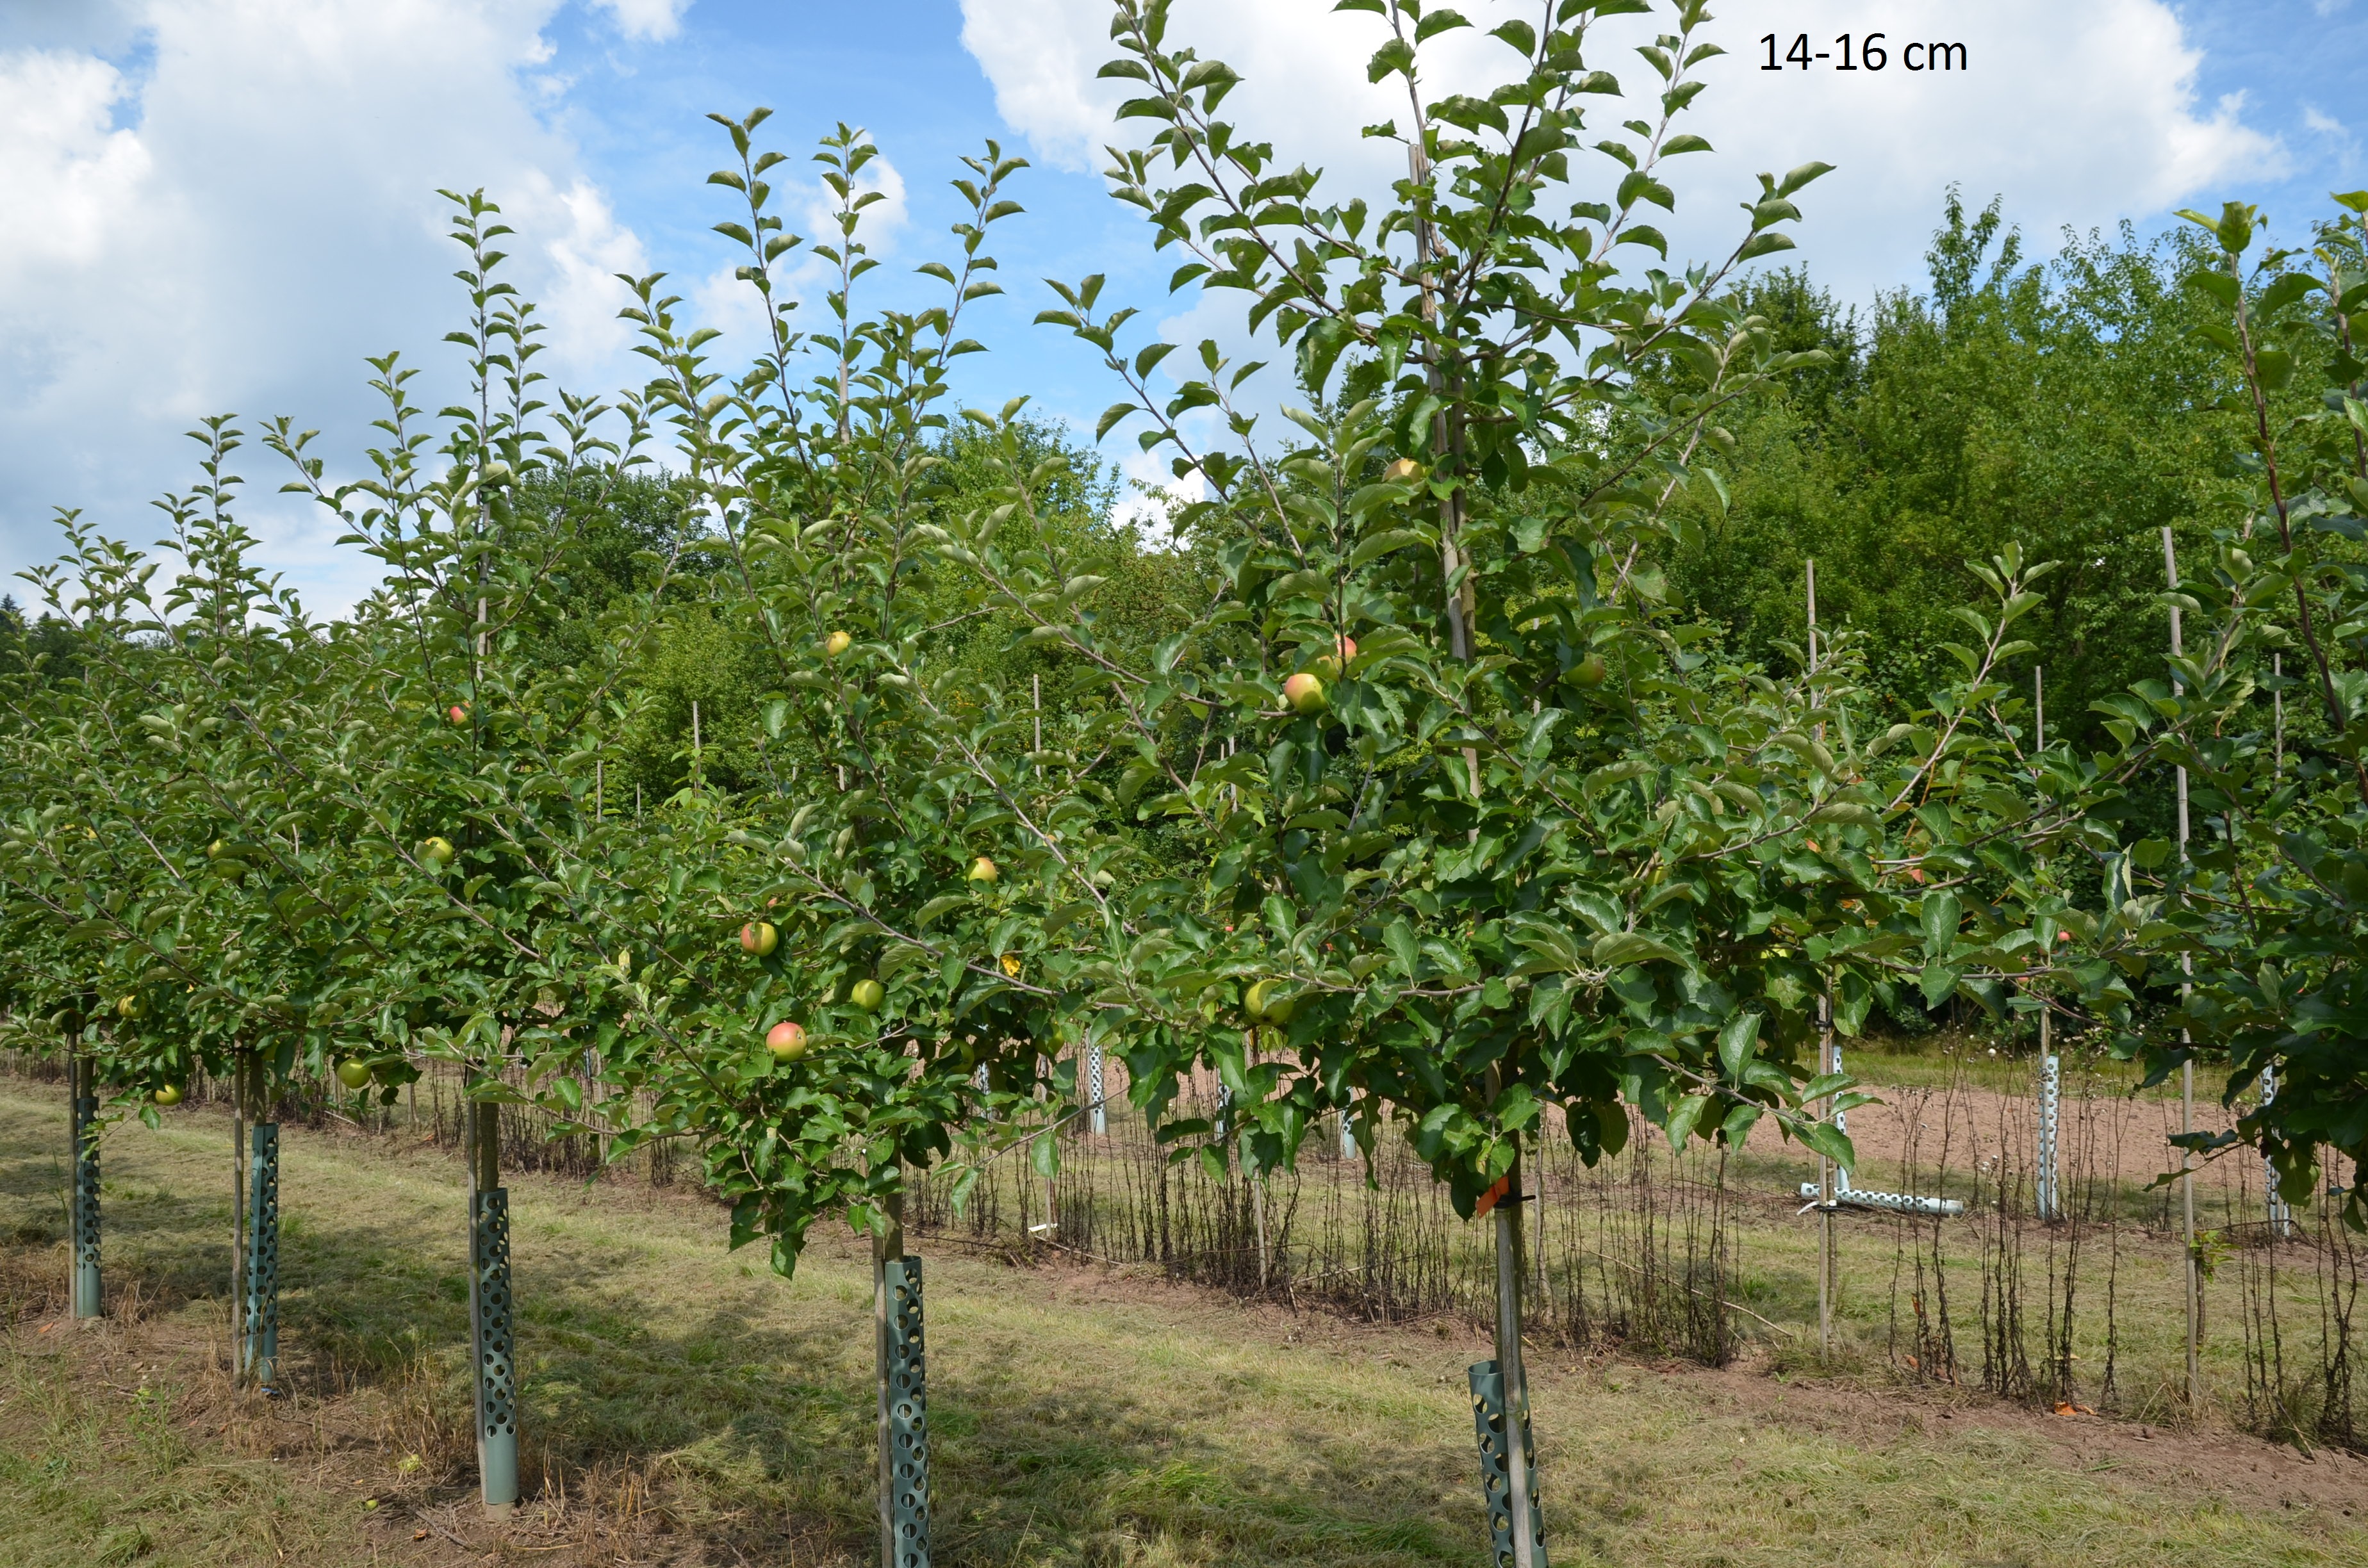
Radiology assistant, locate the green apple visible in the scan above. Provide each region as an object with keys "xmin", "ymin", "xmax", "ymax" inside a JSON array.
[
  {"xmin": 1570, "ymin": 653, "xmax": 1607, "ymax": 689},
  {"xmin": 967, "ymin": 856, "xmax": 999, "ymax": 885},
  {"xmin": 334, "ymin": 1059, "xmax": 372, "ymax": 1090},
  {"xmin": 741, "ymin": 920, "xmax": 779, "ymax": 957},
  {"xmin": 1283, "ymin": 673, "xmax": 1326, "ymax": 715},
  {"xmin": 766, "ymin": 1020, "xmax": 809, "ymax": 1059},
  {"xmin": 1244, "ymin": 979, "xmax": 1295, "ymax": 1024},
  {"xmin": 849, "ymin": 978, "xmax": 886, "ymax": 1012},
  {"xmin": 824, "ymin": 630, "xmax": 853, "ymax": 658},
  {"xmin": 152, "ymin": 1084, "xmax": 183, "ymax": 1106},
  {"xmin": 420, "ymin": 836, "xmax": 456, "ymax": 867}
]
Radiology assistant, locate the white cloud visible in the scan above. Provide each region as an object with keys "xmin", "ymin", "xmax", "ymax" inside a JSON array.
[
  {"xmin": 1110, "ymin": 443, "xmax": 1206, "ymax": 541},
  {"xmin": 959, "ymin": 0, "xmax": 2282, "ymax": 306},
  {"xmin": 591, "ymin": 0, "xmax": 691, "ymax": 42},
  {"xmin": 0, "ymin": 0, "xmax": 661, "ymax": 614}
]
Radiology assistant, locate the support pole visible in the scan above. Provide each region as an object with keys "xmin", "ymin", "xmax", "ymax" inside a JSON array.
[
  {"xmin": 1487, "ymin": 1148, "xmax": 1542, "ymax": 1568},
  {"xmin": 1808, "ymin": 562, "xmax": 1835, "ymax": 1358},
  {"xmin": 231, "ymin": 1056, "xmax": 247, "ymax": 1360},
  {"xmin": 875, "ymin": 1186, "xmax": 930, "ymax": 1568},
  {"xmin": 467, "ymin": 1094, "xmax": 518, "ymax": 1515},
  {"xmin": 69, "ymin": 1045, "xmax": 101, "ymax": 1319},
  {"xmin": 2035, "ymin": 666, "xmax": 2062, "ymax": 1223},
  {"xmin": 2164, "ymin": 527, "xmax": 2202, "ymax": 1410}
]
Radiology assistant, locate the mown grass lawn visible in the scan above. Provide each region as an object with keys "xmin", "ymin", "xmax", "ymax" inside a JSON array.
[{"xmin": 4, "ymin": 1081, "xmax": 2365, "ymax": 1567}]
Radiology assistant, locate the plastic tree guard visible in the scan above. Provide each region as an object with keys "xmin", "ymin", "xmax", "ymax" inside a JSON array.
[
  {"xmin": 1795, "ymin": 1040, "xmax": 1965, "ymax": 1218},
  {"xmin": 71, "ymin": 1088, "xmax": 101, "ymax": 1318},
  {"xmin": 2037, "ymin": 1052, "xmax": 2061, "ymax": 1221},
  {"xmin": 885, "ymin": 1256, "xmax": 932, "ymax": 1567},
  {"xmin": 470, "ymin": 1188, "xmax": 519, "ymax": 1511},
  {"xmin": 1467, "ymin": 1359, "xmax": 1548, "ymax": 1567},
  {"xmin": 243, "ymin": 1124, "xmax": 279, "ymax": 1384}
]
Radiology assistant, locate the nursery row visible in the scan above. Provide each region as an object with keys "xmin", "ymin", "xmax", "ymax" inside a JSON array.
[{"xmin": 7, "ymin": 3, "xmax": 2368, "ymax": 1564}]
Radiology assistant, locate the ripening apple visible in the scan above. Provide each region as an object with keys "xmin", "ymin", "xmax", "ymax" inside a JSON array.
[
  {"xmin": 1313, "ymin": 635, "xmax": 1358, "ymax": 680},
  {"xmin": 448, "ymin": 704, "xmax": 471, "ymax": 725},
  {"xmin": 1570, "ymin": 653, "xmax": 1607, "ymax": 689},
  {"xmin": 116, "ymin": 995, "xmax": 139, "ymax": 1020},
  {"xmin": 152, "ymin": 1084, "xmax": 183, "ymax": 1107},
  {"xmin": 1244, "ymin": 979, "xmax": 1295, "ymax": 1024},
  {"xmin": 824, "ymin": 631, "xmax": 853, "ymax": 658},
  {"xmin": 420, "ymin": 837, "xmax": 456, "ymax": 867},
  {"xmin": 765, "ymin": 1020, "xmax": 809, "ymax": 1059},
  {"xmin": 741, "ymin": 920, "xmax": 779, "ymax": 957},
  {"xmin": 1383, "ymin": 457, "xmax": 1424, "ymax": 484},
  {"xmin": 1283, "ymin": 672, "xmax": 1326, "ymax": 715},
  {"xmin": 849, "ymin": 977, "xmax": 886, "ymax": 1012},
  {"xmin": 334, "ymin": 1059, "xmax": 372, "ymax": 1090},
  {"xmin": 967, "ymin": 856, "xmax": 999, "ymax": 885},
  {"xmin": 206, "ymin": 839, "xmax": 229, "ymax": 860}
]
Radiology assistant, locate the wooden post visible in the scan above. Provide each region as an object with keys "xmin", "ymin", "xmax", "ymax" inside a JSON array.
[
  {"xmin": 231, "ymin": 1050, "xmax": 247, "ymax": 1362},
  {"xmin": 1817, "ymin": 992, "xmax": 1836, "ymax": 1357},
  {"xmin": 2163, "ymin": 527, "xmax": 2202, "ymax": 1409},
  {"xmin": 2035, "ymin": 667, "xmax": 2060, "ymax": 1222},
  {"xmin": 1806, "ymin": 560, "xmax": 1836, "ymax": 1355}
]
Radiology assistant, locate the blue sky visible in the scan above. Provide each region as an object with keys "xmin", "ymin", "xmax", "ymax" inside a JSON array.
[{"xmin": 1, "ymin": 0, "xmax": 2362, "ymax": 613}]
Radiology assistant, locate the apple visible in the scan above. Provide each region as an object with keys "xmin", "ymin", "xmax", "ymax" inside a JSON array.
[
  {"xmin": 1244, "ymin": 979, "xmax": 1295, "ymax": 1024},
  {"xmin": 1383, "ymin": 457, "xmax": 1424, "ymax": 484},
  {"xmin": 116, "ymin": 995, "xmax": 140, "ymax": 1020},
  {"xmin": 1283, "ymin": 673, "xmax": 1326, "ymax": 715},
  {"xmin": 849, "ymin": 978, "xmax": 886, "ymax": 1012},
  {"xmin": 765, "ymin": 1020, "xmax": 809, "ymax": 1059},
  {"xmin": 824, "ymin": 630, "xmax": 853, "ymax": 658},
  {"xmin": 420, "ymin": 836, "xmax": 456, "ymax": 867},
  {"xmin": 1000, "ymin": 954, "xmax": 1022, "ymax": 978},
  {"xmin": 334, "ymin": 1059, "xmax": 372, "ymax": 1090},
  {"xmin": 448, "ymin": 704, "xmax": 471, "ymax": 725},
  {"xmin": 152, "ymin": 1084, "xmax": 183, "ymax": 1107},
  {"xmin": 967, "ymin": 856, "xmax": 999, "ymax": 885},
  {"xmin": 2057, "ymin": 928, "xmax": 2073, "ymax": 944},
  {"xmin": 1313, "ymin": 635, "xmax": 1358, "ymax": 680},
  {"xmin": 1571, "ymin": 653, "xmax": 1607, "ymax": 689},
  {"xmin": 206, "ymin": 839, "xmax": 229, "ymax": 860},
  {"xmin": 741, "ymin": 920, "xmax": 779, "ymax": 957}
]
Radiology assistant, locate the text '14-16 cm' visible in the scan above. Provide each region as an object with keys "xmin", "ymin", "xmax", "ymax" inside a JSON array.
[{"xmin": 1763, "ymin": 33, "xmax": 1968, "ymax": 72}]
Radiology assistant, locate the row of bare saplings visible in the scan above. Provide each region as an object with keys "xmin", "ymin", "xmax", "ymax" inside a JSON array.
[{"xmin": 905, "ymin": 1038, "xmax": 2368, "ymax": 1451}]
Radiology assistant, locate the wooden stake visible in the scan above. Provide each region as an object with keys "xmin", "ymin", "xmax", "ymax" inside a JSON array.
[{"xmin": 2163, "ymin": 527, "xmax": 2201, "ymax": 1409}]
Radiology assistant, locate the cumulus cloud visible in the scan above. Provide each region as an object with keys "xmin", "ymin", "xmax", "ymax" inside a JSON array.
[
  {"xmin": 0, "ymin": 0, "xmax": 660, "ymax": 612},
  {"xmin": 592, "ymin": 0, "xmax": 692, "ymax": 42},
  {"xmin": 958, "ymin": 0, "xmax": 2282, "ymax": 303}
]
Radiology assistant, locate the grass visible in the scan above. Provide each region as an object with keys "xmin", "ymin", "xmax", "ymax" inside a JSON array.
[{"xmin": 5, "ymin": 1080, "xmax": 2368, "ymax": 1565}]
